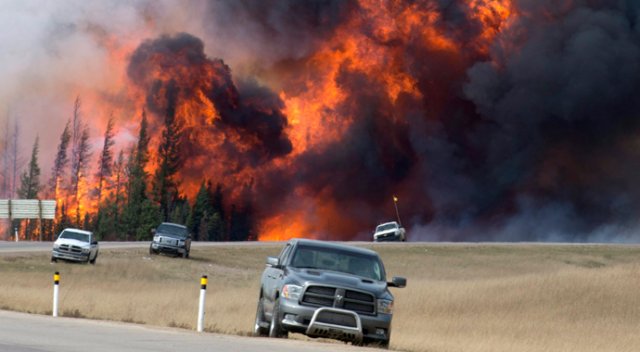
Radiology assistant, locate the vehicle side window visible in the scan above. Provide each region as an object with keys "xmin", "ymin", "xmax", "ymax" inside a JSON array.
[{"xmin": 279, "ymin": 244, "xmax": 293, "ymax": 266}]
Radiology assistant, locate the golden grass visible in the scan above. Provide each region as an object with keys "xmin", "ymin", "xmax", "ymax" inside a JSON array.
[{"xmin": 1, "ymin": 243, "xmax": 639, "ymax": 352}]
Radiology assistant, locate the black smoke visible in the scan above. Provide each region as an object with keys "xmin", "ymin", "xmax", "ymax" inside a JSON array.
[
  {"xmin": 445, "ymin": 0, "xmax": 640, "ymax": 241},
  {"xmin": 127, "ymin": 32, "xmax": 292, "ymax": 164},
  {"xmin": 267, "ymin": 1, "xmax": 640, "ymax": 241},
  {"xmin": 128, "ymin": 2, "xmax": 640, "ymax": 242}
]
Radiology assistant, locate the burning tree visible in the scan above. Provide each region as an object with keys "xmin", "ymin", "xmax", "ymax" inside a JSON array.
[{"xmin": 17, "ymin": 137, "xmax": 41, "ymax": 240}]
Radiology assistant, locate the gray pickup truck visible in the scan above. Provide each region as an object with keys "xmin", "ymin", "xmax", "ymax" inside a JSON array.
[
  {"xmin": 149, "ymin": 222, "xmax": 191, "ymax": 258},
  {"xmin": 254, "ymin": 239, "xmax": 406, "ymax": 347}
]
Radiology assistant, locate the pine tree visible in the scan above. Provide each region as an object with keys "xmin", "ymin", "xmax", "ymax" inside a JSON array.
[
  {"xmin": 208, "ymin": 212, "xmax": 225, "ymax": 241},
  {"xmin": 187, "ymin": 182, "xmax": 210, "ymax": 241},
  {"xmin": 152, "ymin": 81, "xmax": 183, "ymax": 221},
  {"xmin": 228, "ymin": 201, "xmax": 256, "ymax": 242},
  {"xmin": 95, "ymin": 116, "xmax": 116, "ymax": 203},
  {"xmin": 170, "ymin": 196, "xmax": 190, "ymax": 225},
  {"xmin": 47, "ymin": 121, "xmax": 71, "ymax": 240},
  {"xmin": 72, "ymin": 127, "xmax": 91, "ymax": 226},
  {"xmin": 112, "ymin": 150, "xmax": 126, "ymax": 238},
  {"xmin": 93, "ymin": 117, "xmax": 116, "ymax": 237},
  {"xmin": 69, "ymin": 97, "xmax": 82, "ymax": 196},
  {"xmin": 17, "ymin": 137, "xmax": 41, "ymax": 240},
  {"xmin": 67, "ymin": 97, "xmax": 92, "ymax": 226},
  {"xmin": 95, "ymin": 149, "xmax": 127, "ymax": 241},
  {"xmin": 17, "ymin": 137, "xmax": 41, "ymax": 199},
  {"xmin": 208, "ymin": 182, "xmax": 227, "ymax": 241},
  {"xmin": 54, "ymin": 202, "xmax": 72, "ymax": 235},
  {"xmin": 122, "ymin": 112, "xmax": 159, "ymax": 240},
  {"xmin": 49, "ymin": 121, "xmax": 71, "ymax": 199}
]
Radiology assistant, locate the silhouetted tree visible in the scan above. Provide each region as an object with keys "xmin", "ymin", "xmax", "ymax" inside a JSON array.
[
  {"xmin": 187, "ymin": 182, "xmax": 211, "ymax": 241},
  {"xmin": 152, "ymin": 81, "xmax": 183, "ymax": 221},
  {"xmin": 95, "ymin": 116, "xmax": 116, "ymax": 203},
  {"xmin": 17, "ymin": 137, "xmax": 41, "ymax": 240},
  {"xmin": 122, "ymin": 112, "xmax": 159, "ymax": 240}
]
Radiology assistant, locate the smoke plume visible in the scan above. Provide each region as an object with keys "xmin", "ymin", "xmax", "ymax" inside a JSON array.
[{"xmin": 2, "ymin": 0, "xmax": 640, "ymax": 242}]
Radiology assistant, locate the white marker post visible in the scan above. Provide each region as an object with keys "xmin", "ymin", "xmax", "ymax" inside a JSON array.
[
  {"xmin": 53, "ymin": 272, "xmax": 60, "ymax": 317},
  {"xmin": 197, "ymin": 275, "xmax": 207, "ymax": 332},
  {"xmin": 14, "ymin": 226, "xmax": 18, "ymax": 242}
]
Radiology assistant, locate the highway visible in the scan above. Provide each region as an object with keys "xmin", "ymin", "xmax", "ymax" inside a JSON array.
[
  {"xmin": 0, "ymin": 310, "xmax": 376, "ymax": 352},
  {"xmin": 0, "ymin": 240, "xmax": 271, "ymax": 254}
]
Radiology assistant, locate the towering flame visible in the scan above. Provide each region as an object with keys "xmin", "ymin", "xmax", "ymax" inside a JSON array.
[{"xmin": 4, "ymin": 0, "xmax": 640, "ymax": 242}]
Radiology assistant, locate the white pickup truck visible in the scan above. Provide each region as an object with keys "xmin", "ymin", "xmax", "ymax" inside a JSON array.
[
  {"xmin": 51, "ymin": 228, "xmax": 99, "ymax": 264},
  {"xmin": 373, "ymin": 221, "xmax": 406, "ymax": 242}
]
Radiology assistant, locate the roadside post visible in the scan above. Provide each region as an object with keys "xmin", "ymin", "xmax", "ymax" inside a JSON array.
[
  {"xmin": 393, "ymin": 195, "xmax": 402, "ymax": 226},
  {"xmin": 53, "ymin": 272, "xmax": 60, "ymax": 317},
  {"xmin": 14, "ymin": 226, "xmax": 18, "ymax": 242},
  {"xmin": 197, "ymin": 275, "xmax": 207, "ymax": 332}
]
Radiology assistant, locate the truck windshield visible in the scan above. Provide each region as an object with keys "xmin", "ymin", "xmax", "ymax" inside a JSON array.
[
  {"xmin": 291, "ymin": 245, "xmax": 385, "ymax": 281},
  {"xmin": 157, "ymin": 224, "xmax": 188, "ymax": 238},
  {"xmin": 59, "ymin": 230, "xmax": 90, "ymax": 242},
  {"xmin": 376, "ymin": 223, "xmax": 397, "ymax": 232}
]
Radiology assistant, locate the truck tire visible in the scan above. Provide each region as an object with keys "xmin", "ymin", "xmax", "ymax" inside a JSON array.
[
  {"xmin": 89, "ymin": 252, "xmax": 98, "ymax": 264},
  {"xmin": 268, "ymin": 299, "xmax": 288, "ymax": 338},
  {"xmin": 254, "ymin": 297, "xmax": 269, "ymax": 337},
  {"xmin": 149, "ymin": 245, "xmax": 156, "ymax": 255}
]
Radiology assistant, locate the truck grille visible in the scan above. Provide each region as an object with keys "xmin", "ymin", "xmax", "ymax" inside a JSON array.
[
  {"xmin": 160, "ymin": 237, "xmax": 177, "ymax": 245},
  {"xmin": 302, "ymin": 285, "xmax": 375, "ymax": 314},
  {"xmin": 59, "ymin": 244, "xmax": 83, "ymax": 253},
  {"xmin": 315, "ymin": 310, "xmax": 358, "ymax": 328}
]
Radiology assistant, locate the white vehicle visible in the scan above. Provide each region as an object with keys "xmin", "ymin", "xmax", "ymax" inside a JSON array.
[
  {"xmin": 373, "ymin": 221, "xmax": 406, "ymax": 242},
  {"xmin": 51, "ymin": 228, "xmax": 99, "ymax": 264}
]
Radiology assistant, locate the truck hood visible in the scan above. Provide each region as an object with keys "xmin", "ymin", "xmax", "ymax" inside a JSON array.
[
  {"xmin": 374, "ymin": 229, "xmax": 400, "ymax": 236},
  {"xmin": 54, "ymin": 238, "xmax": 90, "ymax": 248},
  {"xmin": 287, "ymin": 268, "xmax": 392, "ymax": 299}
]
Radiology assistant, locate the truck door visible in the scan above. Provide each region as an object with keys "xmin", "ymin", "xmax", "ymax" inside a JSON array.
[{"xmin": 264, "ymin": 243, "xmax": 293, "ymax": 316}]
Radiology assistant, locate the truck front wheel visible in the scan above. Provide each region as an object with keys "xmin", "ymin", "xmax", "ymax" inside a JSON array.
[
  {"xmin": 268, "ymin": 299, "xmax": 288, "ymax": 338},
  {"xmin": 254, "ymin": 297, "xmax": 269, "ymax": 337}
]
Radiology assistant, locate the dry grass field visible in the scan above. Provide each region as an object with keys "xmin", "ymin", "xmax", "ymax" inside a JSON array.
[{"xmin": 1, "ymin": 243, "xmax": 639, "ymax": 352}]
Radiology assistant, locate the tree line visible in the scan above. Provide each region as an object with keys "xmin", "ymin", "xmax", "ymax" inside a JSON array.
[{"xmin": 0, "ymin": 96, "xmax": 256, "ymax": 241}]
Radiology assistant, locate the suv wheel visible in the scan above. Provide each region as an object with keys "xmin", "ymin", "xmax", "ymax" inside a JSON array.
[
  {"xmin": 268, "ymin": 299, "xmax": 288, "ymax": 338},
  {"xmin": 89, "ymin": 253, "xmax": 97, "ymax": 265},
  {"xmin": 254, "ymin": 297, "xmax": 269, "ymax": 337},
  {"xmin": 149, "ymin": 245, "xmax": 156, "ymax": 255}
]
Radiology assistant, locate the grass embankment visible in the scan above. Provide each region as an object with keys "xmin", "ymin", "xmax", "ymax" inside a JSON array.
[{"xmin": 1, "ymin": 243, "xmax": 639, "ymax": 352}]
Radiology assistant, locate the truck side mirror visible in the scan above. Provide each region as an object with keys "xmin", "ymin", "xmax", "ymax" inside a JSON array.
[
  {"xmin": 151, "ymin": 228, "xmax": 156, "ymax": 235},
  {"xmin": 388, "ymin": 276, "xmax": 407, "ymax": 288},
  {"xmin": 266, "ymin": 256, "xmax": 280, "ymax": 267},
  {"xmin": 91, "ymin": 240, "xmax": 98, "ymax": 245}
]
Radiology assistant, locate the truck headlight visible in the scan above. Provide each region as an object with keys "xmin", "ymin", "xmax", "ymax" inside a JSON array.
[
  {"xmin": 178, "ymin": 240, "xmax": 185, "ymax": 246},
  {"xmin": 53, "ymin": 243, "xmax": 60, "ymax": 250},
  {"xmin": 82, "ymin": 247, "xmax": 91, "ymax": 253},
  {"xmin": 377, "ymin": 299, "xmax": 394, "ymax": 314},
  {"xmin": 153, "ymin": 235, "xmax": 160, "ymax": 242},
  {"xmin": 282, "ymin": 284, "xmax": 303, "ymax": 300}
]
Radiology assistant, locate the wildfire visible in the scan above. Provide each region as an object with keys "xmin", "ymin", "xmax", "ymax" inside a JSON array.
[{"xmin": 34, "ymin": 0, "xmax": 520, "ymax": 241}]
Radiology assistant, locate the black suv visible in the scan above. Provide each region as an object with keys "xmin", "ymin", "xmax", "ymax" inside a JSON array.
[
  {"xmin": 254, "ymin": 239, "xmax": 406, "ymax": 347},
  {"xmin": 149, "ymin": 222, "xmax": 192, "ymax": 258}
]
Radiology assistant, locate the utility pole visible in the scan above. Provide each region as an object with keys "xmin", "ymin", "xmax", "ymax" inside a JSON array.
[{"xmin": 393, "ymin": 195, "xmax": 402, "ymax": 226}]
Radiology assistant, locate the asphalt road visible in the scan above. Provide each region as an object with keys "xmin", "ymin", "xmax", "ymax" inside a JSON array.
[{"xmin": 0, "ymin": 310, "xmax": 377, "ymax": 352}]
